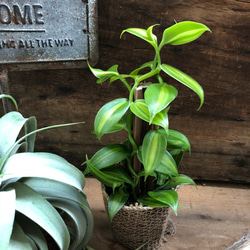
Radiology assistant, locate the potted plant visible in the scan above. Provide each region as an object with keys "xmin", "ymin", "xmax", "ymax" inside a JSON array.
[
  {"xmin": 85, "ymin": 21, "xmax": 211, "ymax": 249},
  {"xmin": 0, "ymin": 94, "xmax": 93, "ymax": 250}
]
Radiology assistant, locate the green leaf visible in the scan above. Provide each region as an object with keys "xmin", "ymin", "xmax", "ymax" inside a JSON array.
[
  {"xmin": 138, "ymin": 195, "xmax": 169, "ymax": 207},
  {"xmin": 148, "ymin": 190, "xmax": 178, "ymax": 215},
  {"xmin": 88, "ymin": 63, "xmax": 119, "ymax": 83},
  {"xmin": 102, "ymin": 166, "xmax": 134, "ymax": 186},
  {"xmin": 170, "ymin": 149, "xmax": 184, "ymax": 168},
  {"xmin": 94, "ymin": 98, "xmax": 130, "ymax": 140},
  {"xmin": 0, "ymin": 190, "xmax": 16, "ymax": 250},
  {"xmin": 155, "ymin": 151, "xmax": 178, "ymax": 177},
  {"xmin": 167, "ymin": 129, "xmax": 191, "ymax": 152},
  {"xmin": 152, "ymin": 108, "xmax": 169, "ymax": 132},
  {"xmin": 130, "ymin": 61, "xmax": 154, "ymax": 76},
  {"xmin": 0, "ymin": 112, "xmax": 27, "ymax": 158},
  {"xmin": 23, "ymin": 116, "xmax": 37, "ymax": 153},
  {"xmin": 130, "ymin": 100, "xmax": 150, "ymax": 122},
  {"xmin": 8, "ymin": 222, "xmax": 33, "ymax": 250},
  {"xmin": 108, "ymin": 187, "xmax": 129, "ymax": 221},
  {"xmin": 0, "ymin": 94, "xmax": 18, "ymax": 110},
  {"xmin": 0, "ymin": 121, "xmax": 84, "ymax": 173},
  {"xmin": 130, "ymin": 100, "xmax": 169, "ymax": 131},
  {"xmin": 106, "ymin": 114, "xmax": 127, "ymax": 133},
  {"xmin": 121, "ymin": 25, "xmax": 158, "ymax": 49},
  {"xmin": 164, "ymin": 174, "xmax": 196, "ymax": 189},
  {"xmin": 86, "ymin": 157, "xmax": 122, "ymax": 188},
  {"xmin": 2, "ymin": 152, "xmax": 85, "ymax": 191},
  {"xmin": 51, "ymin": 199, "xmax": 88, "ymax": 250},
  {"xmin": 22, "ymin": 177, "xmax": 93, "ymax": 249},
  {"xmin": 84, "ymin": 144, "xmax": 130, "ymax": 175},
  {"xmin": 6, "ymin": 182, "xmax": 71, "ymax": 250},
  {"xmin": 156, "ymin": 173, "xmax": 169, "ymax": 186},
  {"xmin": 161, "ymin": 64, "xmax": 204, "ymax": 110},
  {"xmin": 142, "ymin": 131, "xmax": 167, "ymax": 179},
  {"xmin": 144, "ymin": 83, "xmax": 177, "ymax": 122},
  {"xmin": 15, "ymin": 213, "xmax": 48, "ymax": 250},
  {"xmin": 159, "ymin": 21, "xmax": 211, "ymax": 48}
]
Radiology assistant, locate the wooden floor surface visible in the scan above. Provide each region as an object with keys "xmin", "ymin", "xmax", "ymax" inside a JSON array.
[{"xmin": 85, "ymin": 178, "xmax": 250, "ymax": 250}]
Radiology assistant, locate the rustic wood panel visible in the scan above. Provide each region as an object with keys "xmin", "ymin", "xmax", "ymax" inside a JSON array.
[{"xmin": 5, "ymin": 0, "xmax": 250, "ymax": 182}]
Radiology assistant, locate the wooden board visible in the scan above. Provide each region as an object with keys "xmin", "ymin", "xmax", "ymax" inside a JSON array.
[
  {"xmin": 85, "ymin": 178, "xmax": 250, "ymax": 250},
  {"xmin": 3, "ymin": 0, "xmax": 250, "ymax": 182}
]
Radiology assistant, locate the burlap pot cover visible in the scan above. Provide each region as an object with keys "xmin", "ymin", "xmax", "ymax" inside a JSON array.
[{"xmin": 102, "ymin": 187, "xmax": 176, "ymax": 250}]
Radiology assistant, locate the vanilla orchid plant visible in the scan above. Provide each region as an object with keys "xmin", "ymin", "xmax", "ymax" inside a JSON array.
[{"xmin": 85, "ymin": 21, "xmax": 211, "ymax": 220}]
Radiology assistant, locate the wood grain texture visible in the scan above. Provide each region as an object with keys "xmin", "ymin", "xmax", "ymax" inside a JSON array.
[
  {"xmin": 4, "ymin": 0, "xmax": 250, "ymax": 182},
  {"xmin": 86, "ymin": 178, "xmax": 250, "ymax": 250}
]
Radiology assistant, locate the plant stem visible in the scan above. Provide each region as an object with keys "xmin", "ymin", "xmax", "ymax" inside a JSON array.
[
  {"xmin": 126, "ymin": 109, "xmax": 138, "ymax": 151},
  {"xmin": 119, "ymin": 76, "xmax": 131, "ymax": 92}
]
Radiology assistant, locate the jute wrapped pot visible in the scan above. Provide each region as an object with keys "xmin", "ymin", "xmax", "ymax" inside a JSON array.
[{"xmin": 102, "ymin": 186, "xmax": 176, "ymax": 250}]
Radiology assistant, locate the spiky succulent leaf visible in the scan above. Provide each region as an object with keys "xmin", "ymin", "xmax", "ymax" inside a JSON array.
[
  {"xmin": 0, "ymin": 190, "xmax": 16, "ymax": 250},
  {"xmin": 2, "ymin": 152, "xmax": 85, "ymax": 191},
  {"xmin": 21, "ymin": 177, "xmax": 93, "ymax": 250},
  {"xmin": 5, "ymin": 182, "xmax": 70, "ymax": 250},
  {"xmin": 0, "ymin": 94, "xmax": 18, "ymax": 109}
]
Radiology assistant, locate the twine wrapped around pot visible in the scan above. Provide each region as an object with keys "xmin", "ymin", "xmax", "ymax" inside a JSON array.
[{"xmin": 102, "ymin": 186, "xmax": 176, "ymax": 250}]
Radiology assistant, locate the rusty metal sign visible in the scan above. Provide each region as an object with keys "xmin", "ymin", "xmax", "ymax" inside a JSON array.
[{"xmin": 0, "ymin": 0, "xmax": 98, "ymax": 70}]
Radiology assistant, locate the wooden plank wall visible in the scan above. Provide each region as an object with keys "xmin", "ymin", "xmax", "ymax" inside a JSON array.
[{"xmin": 5, "ymin": 0, "xmax": 250, "ymax": 183}]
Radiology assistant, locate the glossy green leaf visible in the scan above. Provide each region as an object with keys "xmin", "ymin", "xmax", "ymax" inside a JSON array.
[
  {"xmin": 130, "ymin": 100, "xmax": 169, "ymax": 131},
  {"xmin": 170, "ymin": 149, "xmax": 184, "ymax": 168},
  {"xmin": 148, "ymin": 190, "xmax": 178, "ymax": 215},
  {"xmin": 102, "ymin": 166, "xmax": 134, "ymax": 186},
  {"xmin": 130, "ymin": 100, "xmax": 149, "ymax": 122},
  {"xmin": 155, "ymin": 151, "xmax": 178, "ymax": 176},
  {"xmin": 159, "ymin": 21, "xmax": 211, "ymax": 48},
  {"xmin": 138, "ymin": 195, "xmax": 169, "ymax": 207},
  {"xmin": 142, "ymin": 131, "xmax": 167, "ymax": 179},
  {"xmin": 121, "ymin": 25, "xmax": 158, "ymax": 49},
  {"xmin": 130, "ymin": 61, "xmax": 154, "ymax": 76},
  {"xmin": 106, "ymin": 114, "xmax": 127, "ymax": 133},
  {"xmin": 144, "ymin": 83, "xmax": 177, "ymax": 122},
  {"xmin": 165, "ymin": 174, "xmax": 196, "ymax": 189},
  {"xmin": 167, "ymin": 129, "xmax": 191, "ymax": 152},
  {"xmin": 0, "ymin": 190, "xmax": 16, "ymax": 250},
  {"xmin": 161, "ymin": 64, "xmax": 204, "ymax": 110},
  {"xmin": 108, "ymin": 187, "xmax": 129, "ymax": 221},
  {"xmin": 84, "ymin": 144, "xmax": 130, "ymax": 175},
  {"xmin": 156, "ymin": 173, "xmax": 169, "ymax": 186},
  {"xmin": 94, "ymin": 98, "xmax": 130, "ymax": 140},
  {"xmin": 86, "ymin": 158, "xmax": 122, "ymax": 188},
  {"xmin": 88, "ymin": 63, "xmax": 119, "ymax": 83}
]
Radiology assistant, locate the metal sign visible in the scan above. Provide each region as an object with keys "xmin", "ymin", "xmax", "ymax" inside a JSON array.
[{"xmin": 0, "ymin": 0, "xmax": 98, "ymax": 70}]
